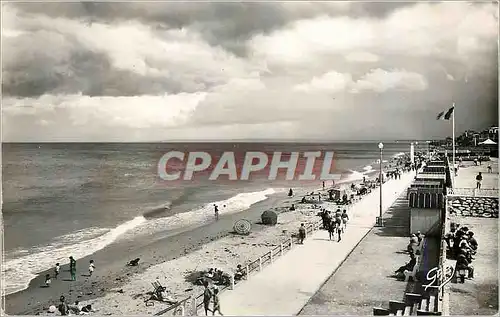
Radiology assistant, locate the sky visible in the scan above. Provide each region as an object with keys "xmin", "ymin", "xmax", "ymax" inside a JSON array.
[{"xmin": 1, "ymin": 1, "xmax": 499, "ymax": 142}]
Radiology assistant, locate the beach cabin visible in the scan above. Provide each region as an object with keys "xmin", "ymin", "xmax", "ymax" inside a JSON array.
[
  {"xmin": 427, "ymin": 160, "xmax": 446, "ymax": 167},
  {"xmin": 410, "ymin": 181, "xmax": 443, "ymax": 189},
  {"xmin": 408, "ymin": 188, "xmax": 444, "ymax": 236},
  {"xmin": 415, "ymin": 173, "xmax": 447, "ymax": 188},
  {"xmin": 422, "ymin": 165, "xmax": 447, "ymax": 174},
  {"xmin": 329, "ymin": 188, "xmax": 351, "ymax": 201}
]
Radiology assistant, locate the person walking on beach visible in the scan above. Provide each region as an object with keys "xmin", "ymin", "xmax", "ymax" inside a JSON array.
[
  {"xmin": 328, "ymin": 218, "xmax": 336, "ymax": 241},
  {"xmin": 298, "ymin": 223, "xmax": 306, "ymax": 244},
  {"xmin": 69, "ymin": 256, "xmax": 77, "ymax": 281},
  {"xmin": 322, "ymin": 181, "xmax": 325, "ymax": 189},
  {"xmin": 336, "ymin": 214, "xmax": 343, "ymax": 242},
  {"xmin": 214, "ymin": 204, "xmax": 219, "ymax": 221},
  {"xmin": 476, "ymin": 172, "xmax": 483, "ymax": 189},
  {"xmin": 54, "ymin": 263, "xmax": 60, "ymax": 279},
  {"xmin": 341, "ymin": 210, "xmax": 349, "ymax": 232},
  {"xmin": 212, "ymin": 288, "xmax": 223, "ymax": 316},
  {"xmin": 487, "ymin": 164, "xmax": 492, "ymax": 173},
  {"xmin": 203, "ymin": 281, "xmax": 213, "ymax": 316},
  {"xmin": 89, "ymin": 260, "xmax": 95, "ymax": 276}
]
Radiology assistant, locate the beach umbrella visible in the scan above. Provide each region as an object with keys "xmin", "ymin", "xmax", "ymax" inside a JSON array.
[
  {"xmin": 478, "ymin": 138, "xmax": 497, "ymax": 145},
  {"xmin": 233, "ymin": 219, "xmax": 252, "ymax": 235},
  {"xmin": 261, "ymin": 210, "xmax": 278, "ymax": 226}
]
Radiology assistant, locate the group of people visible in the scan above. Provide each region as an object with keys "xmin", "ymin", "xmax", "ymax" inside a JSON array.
[
  {"xmin": 44, "ymin": 258, "xmax": 95, "ymax": 288},
  {"xmin": 53, "ymin": 296, "xmax": 94, "ymax": 315},
  {"xmin": 198, "ymin": 268, "xmax": 232, "ymax": 287},
  {"xmin": 444, "ymin": 225, "xmax": 478, "ymax": 282},
  {"xmin": 202, "ymin": 281, "xmax": 223, "ymax": 316},
  {"xmin": 318, "ymin": 209, "xmax": 349, "ymax": 242},
  {"xmin": 387, "ymin": 169, "xmax": 402, "ymax": 180}
]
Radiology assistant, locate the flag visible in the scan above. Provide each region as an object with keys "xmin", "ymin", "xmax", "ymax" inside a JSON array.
[
  {"xmin": 444, "ymin": 106, "xmax": 454, "ymax": 120},
  {"xmin": 436, "ymin": 106, "xmax": 454, "ymax": 120}
]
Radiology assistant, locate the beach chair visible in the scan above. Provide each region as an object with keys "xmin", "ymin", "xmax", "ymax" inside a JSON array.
[{"xmin": 152, "ymin": 281, "xmax": 166, "ymax": 299}]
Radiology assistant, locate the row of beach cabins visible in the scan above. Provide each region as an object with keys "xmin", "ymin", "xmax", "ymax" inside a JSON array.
[{"xmin": 373, "ymin": 152, "xmax": 473, "ymax": 316}]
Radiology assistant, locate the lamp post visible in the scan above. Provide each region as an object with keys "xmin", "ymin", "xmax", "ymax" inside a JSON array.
[{"xmin": 377, "ymin": 142, "xmax": 384, "ymax": 227}]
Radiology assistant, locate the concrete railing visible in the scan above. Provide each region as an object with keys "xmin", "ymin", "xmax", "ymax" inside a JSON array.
[{"xmin": 447, "ymin": 188, "xmax": 498, "ymax": 198}]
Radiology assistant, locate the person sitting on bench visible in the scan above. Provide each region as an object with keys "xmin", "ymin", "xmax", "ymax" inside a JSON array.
[
  {"xmin": 444, "ymin": 227, "xmax": 457, "ymax": 251},
  {"xmin": 395, "ymin": 252, "xmax": 416, "ymax": 277},
  {"xmin": 416, "ymin": 231, "xmax": 423, "ymax": 245},
  {"xmin": 467, "ymin": 231, "xmax": 478, "ymax": 254},
  {"xmin": 407, "ymin": 234, "xmax": 419, "ymax": 253},
  {"xmin": 456, "ymin": 253, "xmax": 474, "ymax": 281}
]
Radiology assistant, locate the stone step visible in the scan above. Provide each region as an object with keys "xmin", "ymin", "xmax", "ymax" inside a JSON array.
[
  {"xmin": 403, "ymin": 306, "xmax": 412, "ymax": 316},
  {"xmin": 428, "ymin": 295, "xmax": 436, "ymax": 312}
]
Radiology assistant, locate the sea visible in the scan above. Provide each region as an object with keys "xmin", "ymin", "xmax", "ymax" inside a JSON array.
[{"xmin": 2, "ymin": 142, "xmax": 413, "ymax": 295}]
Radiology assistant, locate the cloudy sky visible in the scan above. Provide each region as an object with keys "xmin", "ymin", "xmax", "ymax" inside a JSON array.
[{"xmin": 2, "ymin": 1, "xmax": 498, "ymax": 142}]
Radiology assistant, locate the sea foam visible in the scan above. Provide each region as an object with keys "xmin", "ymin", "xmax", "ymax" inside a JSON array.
[
  {"xmin": 3, "ymin": 216, "xmax": 146, "ymax": 295},
  {"xmin": 3, "ymin": 188, "xmax": 279, "ymax": 295}
]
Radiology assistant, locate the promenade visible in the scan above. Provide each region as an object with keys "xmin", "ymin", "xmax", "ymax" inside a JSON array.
[
  {"xmin": 455, "ymin": 158, "xmax": 498, "ymax": 189},
  {"xmin": 210, "ymin": 172, "xmax": 416, "ymax": 316},
  {"xmin": 299, "ymin": 191, "xmax": 416, "ymax": 315}
]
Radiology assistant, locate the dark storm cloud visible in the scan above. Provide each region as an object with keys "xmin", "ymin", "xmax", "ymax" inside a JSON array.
[
  {"xmin": 9, "ymin": 2, "xmax": 416, "ymax": 55},
  {"xmin": 2, "ymin": 38, "xmax": 204, "ymax": 97}
]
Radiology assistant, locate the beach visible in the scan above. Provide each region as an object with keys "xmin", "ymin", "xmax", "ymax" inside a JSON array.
[{"xmin": 2, "ymin": 142, "xmax": 412, "ymax": 315}]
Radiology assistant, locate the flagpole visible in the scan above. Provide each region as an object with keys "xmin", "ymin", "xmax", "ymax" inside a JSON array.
[{"xmin": 452, "ymin": 102, "xmax": 456, "ymax": 178}]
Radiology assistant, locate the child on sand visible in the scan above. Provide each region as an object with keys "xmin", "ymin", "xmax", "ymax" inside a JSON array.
[
  {"xmin": 214, "ymin": 204, "xmax": 219, "ymax": 221},
  {"xmin": 212, "ymin": 288, "xmax": 223, "ymax": 316},
  {"xmin": 54, "ymin": 263, "xmax": 60, "ymax": 279},
  {"xmin": 89, "ymin": 260, "xmax": 95, "ymax": 276},
  {"xmin": 44, "ymin": 274, "xmax": 52, "ymax": 287}
]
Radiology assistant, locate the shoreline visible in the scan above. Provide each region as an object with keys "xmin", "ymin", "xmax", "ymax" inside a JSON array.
[{"xmin": 4, "ymin": 153, "xmax": 409, "ymax": 315}]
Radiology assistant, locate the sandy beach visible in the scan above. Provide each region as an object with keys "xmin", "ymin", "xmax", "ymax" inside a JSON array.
[
  {"xmin": 5, "ymin": 177, "xmax": 377, "ymax": 315},
  {"xmin": 3, "ymin": 181, "xmax": 331, "ymax": 315},
  {"xmin": 4, "ymin": 152, "xmax": 410, "ymax": 316}
]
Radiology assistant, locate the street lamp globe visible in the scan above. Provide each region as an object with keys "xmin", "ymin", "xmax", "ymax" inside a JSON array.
[{"xmin": 378, "ymin": 142, "xmax": 384, "ymax": 150}]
